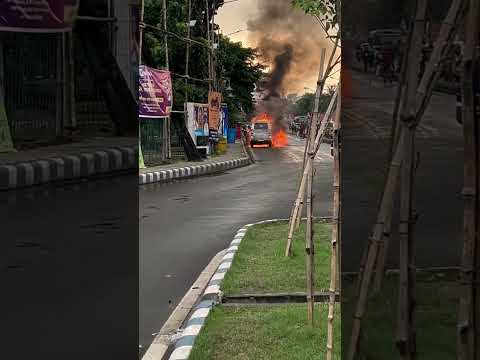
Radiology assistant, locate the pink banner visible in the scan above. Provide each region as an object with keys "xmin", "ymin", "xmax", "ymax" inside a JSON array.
[{"xmin": 139, "ymin": 65, "xmax": 173, "ymax": 118}]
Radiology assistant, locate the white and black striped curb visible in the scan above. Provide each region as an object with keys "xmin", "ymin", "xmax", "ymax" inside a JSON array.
[
  {"xmin": 139, "ymin": 157, "xmax": 251, "ymax": 185},
  {"xmin": 168, "ymin": 218, "xmax": 287, "ymax": 360},
  {"xmin": 0, "ymin": 147, "xmax": 137, "ymax": 191}
]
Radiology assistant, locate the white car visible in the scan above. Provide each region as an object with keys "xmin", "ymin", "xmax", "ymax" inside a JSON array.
[{"xmin": 250, "ymin": 122, "xmax": 272, "ymax": 147}]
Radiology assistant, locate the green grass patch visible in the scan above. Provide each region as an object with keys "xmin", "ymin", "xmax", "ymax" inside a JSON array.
[
  {"xmin": 189, "ymin": 304, "xmax": 341, "ymax": 360},
  {"xmin": 221, "ymin": 220, "xmax": 333, "ymax": 295},
  {"xmin": 342, "ymin": 273, "xmax": 458, "ymax": 359}
]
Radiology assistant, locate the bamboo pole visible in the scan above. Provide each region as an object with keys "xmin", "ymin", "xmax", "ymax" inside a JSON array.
[
  {"xmin": 395, "ymin": 2, "xmax": 426, "ymax": 358},
  {"xmin": 205, "ymin": 0, "xmax": 212, "ymax": 91},
  {"xmin": 305, "ymin": 51, "xmax": 328, "ymax": 323},
  {"xmin": 163, "ymin": 0, "xmax": 169, "ymax": 69},
  {"xmin": 139, "ymin": 0, "xmax": 146, "ymax": 166},
  {"xmin": 458, "ymin": 1, "xmax": 479, "ymax": 358},
  {"xmin": 348, "ymin": 2, "xmax": 468, "ymax": 359},
  {"xmin": 326, "ymin": 84, "xmax": 341, "ymax": 360},
  {"xmin": 185, "ymin": 0, "xmax": 192, "ymax": 104},
  {"xmin": 373, "ymin": 19, "xmax": 414, "ymax": 294},
  {"xmin": 306, "ymin": 122, "xmax": 315, "ymax": 324},
  {"xmin": 285, "ymin": 88, "xmax": 338, "ymax": 257}
]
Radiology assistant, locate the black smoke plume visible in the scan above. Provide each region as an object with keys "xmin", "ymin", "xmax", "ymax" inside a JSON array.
[{"xmin": 247, "ymin": 0, "xmax": 331, "ymax": 133}]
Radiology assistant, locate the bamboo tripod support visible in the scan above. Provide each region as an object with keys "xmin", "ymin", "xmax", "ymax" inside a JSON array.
[
  {"xmin": 326, "ymin": 85, "xmax": 341, "ymax": 360},
  {"xmin": 348, "ymin": 1, "xmax": 467, "ymax": 359},
  {"xmin": 285, "ymin": 88, "xmax": 338, "ymax": 257},
  {"xmin": 457, "ymin": 1, "xmax": 480, "ymax": 359},
  {"xmin": 289, "ymin": 49, "xmax": 326, "ymax": 230},
  {"xmin": 291, "ymin": 39, "xmax": 340, "ymax": 231}
]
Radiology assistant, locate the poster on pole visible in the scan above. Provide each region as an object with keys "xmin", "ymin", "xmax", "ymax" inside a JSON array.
[
  {"xmin": 186, "ymin": 102, "xmax": 209, "ymax": 144},
  {"xmin": 208, "ymin": 91, "xmax": 222, "ymax": 131},
  {"xmin": 139, "ymin": 65, "xmax": 173, "ymax": 118},
  {"xmin": 0, "ymin": 0, "xmax": 79, "ymax": 33},
  {"xmin": 220, "ymin": 103, "xmax": 229, "ymax": 136}
]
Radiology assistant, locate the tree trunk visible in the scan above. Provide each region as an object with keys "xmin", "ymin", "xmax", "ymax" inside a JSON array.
[{"xmin": 395, "ymin": 1, "xmax": 426, "ymax": 358}]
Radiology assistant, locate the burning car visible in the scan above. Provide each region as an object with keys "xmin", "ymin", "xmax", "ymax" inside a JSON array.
[
  {"xmin": 251, "ymin": 121, "xmax": 272, "ymax": 148},
  {"xmin": 250, "ymin": 113, "xmax": 289, "ymax": 148}
]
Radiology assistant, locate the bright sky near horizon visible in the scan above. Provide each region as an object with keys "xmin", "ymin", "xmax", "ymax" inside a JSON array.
[
  {"xmin": 216, "ymin": 0, "xmax": 258, "ymax": 46},
  {"xmin": 216, "ymin": 0, "xmax": 338, "ymax": 96}
]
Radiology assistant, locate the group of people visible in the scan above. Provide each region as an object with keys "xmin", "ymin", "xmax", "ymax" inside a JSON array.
[
  {"xmin": 356, "ymin": 42, "xmax": 401, "ymax": 83},
  {"xmin": 289, "ymin": 120, "xmax": 307, "ymax": 138},
  {"xmin": 356, "ymin": 40, "xmax": 436, "ymax": 85}
]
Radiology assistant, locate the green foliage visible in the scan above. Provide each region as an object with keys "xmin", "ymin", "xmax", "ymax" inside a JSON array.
[
  {"xmin": 217, "ymin": 36, "xmax": 264, "ymax": 119},
  {"xmin": 292, "ymin": 92, "xmax": 333, "ymax": 116},
  {"xmin": 291, "ymin": 0, "xmax": 337, "ymax": 27},
  {"xmin": 189, "ymin": 304, "xmax": 341, "ymax": 360},
  {"xmin": 221, "ymin": 221, "xmax": 332, "ymax": 295},
  {"xmin": 142, "ymin": 0, "xmax": 264, "ymax": 117}
]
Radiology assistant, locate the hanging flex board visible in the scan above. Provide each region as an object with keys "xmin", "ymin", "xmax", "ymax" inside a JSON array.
[
  {"xmin": 139, "ymin": 65, "xmax": 173, "ymax": 118},
  {"xmin": 208, "ymin": 91, "xmax": 222, "ymax": 132},
  {"xmin": 0, "ymin": 0, "xmax": 79, "ymax": 32}
]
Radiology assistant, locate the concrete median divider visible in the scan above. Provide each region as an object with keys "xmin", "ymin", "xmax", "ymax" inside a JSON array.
[
  {"xmin": 139, "ymin": 157, "xmax": 252, "ymax": 186},
  {"xmin": 0, "ymin": 147, "xmax": 137, "ymax": 191}
]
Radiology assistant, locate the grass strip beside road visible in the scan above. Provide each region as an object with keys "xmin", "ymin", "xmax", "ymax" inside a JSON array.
[
  {"xmin": 221, "ymin": 220, "xmax": 333, "ymax": 295},
  {"xmin": 342, "ymin": 273, "xmax": 458, "ymax": 359},
  {"xmin": 189, "ymin": 304, "xmax": 341, "ymax": 360}
]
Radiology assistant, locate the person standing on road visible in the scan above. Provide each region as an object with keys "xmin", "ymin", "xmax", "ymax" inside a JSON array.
[{"xmin": 361, "ymin": 45, "xmax": 370, "ymax": 73}]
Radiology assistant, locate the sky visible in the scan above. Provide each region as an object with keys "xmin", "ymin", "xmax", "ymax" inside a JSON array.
[{"xmin": 216, "ymin": 0, "xmax": 339, "ymax": 96}]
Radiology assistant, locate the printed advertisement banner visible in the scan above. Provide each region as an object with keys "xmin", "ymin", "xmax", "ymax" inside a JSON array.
[
  {"xmin": 186, "ymin": 103, "xmax": 209, "ymax": 144},
  {"xmin": 208, "ymin": 91, "xmax": 222, "ymax": 131},
  {"xmin": 220, "ymin": 104, "xmax": 229, "ymax": 136},
  {"xmin": 139, "ymin": 65, "xmax": 173, "ymax": 118},
  {"xmin": 0, "ymin": 0, "xmax": 79, "ymax": 32}
]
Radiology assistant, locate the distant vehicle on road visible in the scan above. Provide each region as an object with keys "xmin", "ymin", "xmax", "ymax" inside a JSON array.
[{"xmin": 368, "ymin": 29, "xmax": 403, "ymax": 47}]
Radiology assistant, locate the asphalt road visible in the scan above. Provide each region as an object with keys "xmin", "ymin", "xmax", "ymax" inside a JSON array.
[
  {"xmin": 139, "ymin": 135, "xmax": 333, "ymax": 355},
  {"xmin": 1, "ymin": 175, "xmax": 138, "ymax": 359},
  {"xmin": 342, "ymin": 69, "xmax": 464, "ymax": 272}
]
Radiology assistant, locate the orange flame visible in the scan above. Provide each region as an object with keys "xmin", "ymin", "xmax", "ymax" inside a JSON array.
[{"xmin": 272, "ymin": 129, "xmax": 289, "ymax": 147}]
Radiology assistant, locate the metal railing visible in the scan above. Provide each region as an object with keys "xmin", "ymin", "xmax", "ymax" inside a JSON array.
[
  {"xmin": 3, "ymin": 33, "xmax": 61, "ymax": 144},
  {"xmin": 140, "ymin": 117, "xmax": 169, "ymax": 166}
]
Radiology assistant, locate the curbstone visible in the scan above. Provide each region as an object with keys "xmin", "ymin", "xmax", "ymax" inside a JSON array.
[
  {"xmin": 139, "ymin": 156, "xmax": 252, "ymax": 186},
  {"xmin": 0, "ymin": 147, "xmax": 138, "ymax": 191},
  {"xmin": 168, "ymin": 218, "xmax": 292, "ymax": 360},
  {"xmin": 167, "ymin": 216, "xmax": 334, "ymax": 359}
]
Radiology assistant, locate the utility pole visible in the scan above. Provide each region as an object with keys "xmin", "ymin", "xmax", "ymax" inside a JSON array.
[
  {"xmin": 162, "ymin": 0, "xmax": 171, "ymax": 158},
  {"xmin": 185, "ymin": 0, "xmax": 192, "ymax": 104},
  {"xmin": 139, "ymin": 0, "xmax": 146, "ymax": 168},
  {"xmin": 205, "ymin": 0, "xmax": 212, "ymax": 91},
  {"xmin": 211, "ymin": 0, "xmax": 218, "ymax": 90}
]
